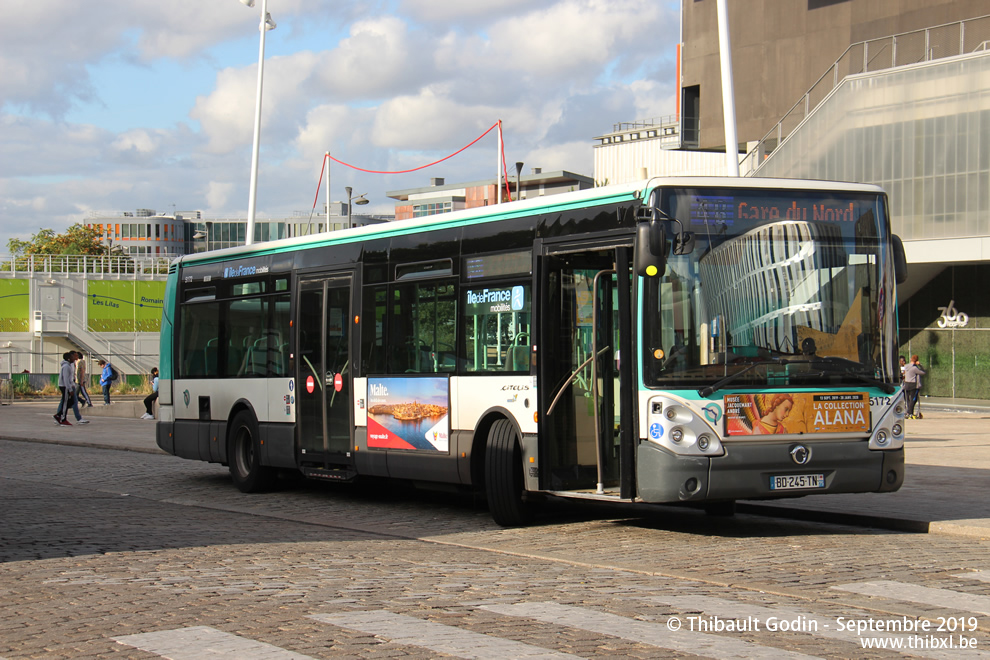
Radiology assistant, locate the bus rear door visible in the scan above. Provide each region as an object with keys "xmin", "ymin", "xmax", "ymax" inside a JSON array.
[{"xmin": 297, "ymin": 273, "xmax": 355, "ymax": 480}]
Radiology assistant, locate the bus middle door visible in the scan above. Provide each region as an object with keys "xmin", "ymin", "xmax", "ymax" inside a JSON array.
[{"xmin": 297, "ymin": 273, "xmax": 355, "ymax": 479}]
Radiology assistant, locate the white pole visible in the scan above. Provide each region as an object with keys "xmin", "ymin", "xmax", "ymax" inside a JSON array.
[
  {"xmin": 496, "ymin": 120, "xmax": 503, "ymax": 204},
  {"xmin": 716, "ymin": 0, "xmax": 740, "ymax": 176},
  {"xmin": 245, "ymin": 0, "xmax": 270, "ymax": 245},
  {"xmin": 325, "ymin": 152, "xmax": 330, "ymax": 234}
]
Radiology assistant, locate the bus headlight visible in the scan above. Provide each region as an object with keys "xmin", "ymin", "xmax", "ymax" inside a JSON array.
[
  {"xmin": 891, "ymin": 423, "xmax": 903, "ymax": 437},
  {"xmin": 645, "ymin": 396, "xmax": 725, "ymax": 457},
  {"xmin": 875, "ymin": 430, "xmax": 889, "ymax": 446}
]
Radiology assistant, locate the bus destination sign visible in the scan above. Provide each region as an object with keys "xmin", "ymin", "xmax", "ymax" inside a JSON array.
[{"xmin": 689, "ymin": 196, "xmax": 864, "ymax": 227}]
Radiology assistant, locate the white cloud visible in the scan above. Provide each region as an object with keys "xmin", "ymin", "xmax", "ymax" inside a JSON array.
[
  {"xmin": 111, "ymin": 129, "xmax": 162, "ymax": 158},
  {"xmin": 397, "ymin": 0, "xmax": 556, "ymax": 22},
  {"xmin": 0, "ymin": 0, "xmax": 681, "ymax": 251},
  {"xmin": 314, "ymin": 16, "xmax": 435, "ymax": 99},
  {"xmin": 205, "ymin": 181, "xmax": 235, "ymax": 211}
]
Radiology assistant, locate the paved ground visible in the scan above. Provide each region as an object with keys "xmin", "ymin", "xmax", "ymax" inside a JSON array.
[
  {"xmin": 2, "ymin": 398, "xmax": 989, "ymax": 658},
  {"xmin": 2, "ymin": 397, "xmax": 988, "ymax": 539}
]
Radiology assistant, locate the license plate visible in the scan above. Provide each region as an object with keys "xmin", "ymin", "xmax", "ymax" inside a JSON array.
[{"xmin": 770, "ymin": 473, "xmax": 826, "ymax": 491}]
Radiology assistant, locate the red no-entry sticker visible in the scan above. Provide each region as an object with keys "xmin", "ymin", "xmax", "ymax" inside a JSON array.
[
  {"xmin": 334, "ymin": 372, "xmax": 343, "ymax": 392},
  {"xmin": 306, "ymin": 375, "xmax": 315, "ymax": 394}
]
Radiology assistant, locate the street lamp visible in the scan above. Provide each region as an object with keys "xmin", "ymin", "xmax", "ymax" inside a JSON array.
[
  {"xmin": 514, "ymin": 162, "xmax": 524, "ymax": 202},
  {"xmin": 238, "ymin": 0, "xmax": 276, "ymax": 246},
  {"xmin": 345, "ymin": 186, "xmax": 369, "ymax": 228}
]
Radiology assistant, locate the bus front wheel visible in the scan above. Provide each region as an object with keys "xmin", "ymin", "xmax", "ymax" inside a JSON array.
[
  {"xmin": 484, "ymin": 418, "xmax": 532, "ymax": 526},
  {"xmin": 228, "ymin": 410, "xmax": 274, "ymax": 493}
]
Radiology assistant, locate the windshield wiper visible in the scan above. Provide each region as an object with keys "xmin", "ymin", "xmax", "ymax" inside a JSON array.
[
  {"xmin": 698, "ymin": 357, "xmax": 897, "ymax": 398},
  {"xmin": 804, "ymin": 356, "xmax": 897, "ymax": 394},
  {"xmin": 698, "ymin": 359, "xmax": 782, "ymax": 398}
]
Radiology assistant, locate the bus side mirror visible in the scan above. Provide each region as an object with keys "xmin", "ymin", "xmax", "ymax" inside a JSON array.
[
  {"xmin": 891, "ymin": 234, "xmax": 908, "ymax": 284},
  {"xmin": 635, "ymin": 221, "xmax": 667, "ymax": 277}
]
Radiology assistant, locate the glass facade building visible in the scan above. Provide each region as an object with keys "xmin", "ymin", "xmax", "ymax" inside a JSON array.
[
  {"xmin": 756, "ymin": 52, "xmax": 990, "ymax": 244},
  {"xmin": 755, "ymin": 51, "xmax": 990, "ymax": 398}
]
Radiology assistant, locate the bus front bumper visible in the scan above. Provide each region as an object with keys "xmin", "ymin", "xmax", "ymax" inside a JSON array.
[{"xmin": 636, "ymin": 440, "xmax": 904, "ymax": 504}]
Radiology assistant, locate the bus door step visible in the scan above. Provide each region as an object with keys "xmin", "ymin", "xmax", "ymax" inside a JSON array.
[
  {"xmin": 301, "ymin": 466, "xmax": 358, "ymax": 482},
  {"xmin": 547, "ymin": 488, "xmax": 632, "ymax": 503}
]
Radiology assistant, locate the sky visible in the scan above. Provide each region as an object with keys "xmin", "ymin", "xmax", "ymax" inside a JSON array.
[{"xmin": 0, "ymin": 0, "xmax": 680, "ymax": 251}]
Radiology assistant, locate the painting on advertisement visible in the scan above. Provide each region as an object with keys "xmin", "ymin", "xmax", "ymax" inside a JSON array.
[
  {"xmin": 367, "ymin": 376, "xmax": 450, "ymax": 451},
  {"xmin": 724, "ymin": 392, "xmax": 870, "ymax": 436}
]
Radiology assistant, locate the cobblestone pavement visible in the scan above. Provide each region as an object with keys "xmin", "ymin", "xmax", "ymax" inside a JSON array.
[{"xmin": 2, "ymin": 440, "xmax": 990, "ymax": 659}]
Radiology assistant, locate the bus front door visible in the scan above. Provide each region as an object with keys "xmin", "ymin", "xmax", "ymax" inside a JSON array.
[
  {"xmin": 540, "ymin": 245, "xmax": 635, "ymax": 497},
  {"xmin": 297, "ymin": 275, "xmax": 354, "ymax": 477}
]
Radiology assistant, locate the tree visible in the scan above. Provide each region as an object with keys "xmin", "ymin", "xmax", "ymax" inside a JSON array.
[{"xmin": 7, "ymin": 224, "xmax": 106, "ymax": 256}]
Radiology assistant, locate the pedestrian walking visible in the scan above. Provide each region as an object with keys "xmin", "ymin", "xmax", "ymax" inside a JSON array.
[
  {"xmin": 903, "ymin": 354, "xmax": 926, "ymax": 419},
  {"xmin": 98, "ymin": 359, "xmax": 114, "ymax": 405},
  {"xmin": 75, "ymin": 352, "xmax": 93, "ymax": 407},
  {"xmin": 54, "ymin": 352, "xmax": 89, "ymax": 426},
  {"xmin": 142, "ymin": 367, "xmax": 159, "ymax": 419}
]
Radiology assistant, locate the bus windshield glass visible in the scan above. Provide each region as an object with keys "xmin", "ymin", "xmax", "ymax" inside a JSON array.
[{"xmin": 642, "ymin": 187, "xmax": 896, "ymax": 390}]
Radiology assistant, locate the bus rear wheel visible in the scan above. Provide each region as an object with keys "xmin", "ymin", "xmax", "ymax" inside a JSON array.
[
  {"xmin": 228, "ymin": 410, "xmax": 274, "ymax": 493},
  {"xmin": 485, "ymin": 418, "xmax": 532, "ymax": 526}
]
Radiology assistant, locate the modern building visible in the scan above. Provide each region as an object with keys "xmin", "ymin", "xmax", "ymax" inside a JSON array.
[
  {"xmin": 594, "ymin": 1, "xmax": 990, "ymax": 398},
  {"xmin": 386, "ymin": 170, "xmax": 594, "ymax": 220},
  {"xmin": 85, "ymin": 204, "xmax": 392, "ymax": 257},
  {"xmin": 678, "ymin": 0, "xmax": 990, "ymax": 153},
  {"xmin": 593, "ymin": 116, "xmax": 728, "ymax": 184},
  {"xmin": 0, "ymin": 205, "xmax": 393, "ymax": 381},
  {"xmin": 0, "ymin": 253, "xmax": 171, "ymax": 378}
]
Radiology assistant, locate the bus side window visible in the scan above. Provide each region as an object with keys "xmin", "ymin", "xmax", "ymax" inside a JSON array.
[
  {"xmin": 361, "ymin": 285, "xmax": 387, "ymax": 375},
  {"xmin": 204, "ymin": 338, "xmax": 218, "ymax": 374},
  {"xmin": 179, "ymin": 301, "xmax": 219, "ymax": 378},
  {"xmin": 270, "ymin": 293, "xmax": 291, "ymax": 376},
  {"xmin": 463, "ymin": 283, "xmax": 531, "ymax": 373},
  {"xmin": 386, "ymin": 279, "xmax": 457, "ymax": 374}
]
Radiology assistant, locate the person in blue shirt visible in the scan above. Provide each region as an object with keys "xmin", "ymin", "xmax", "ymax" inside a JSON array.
[
  {"xmin": 142, "ymin": 367, "xmax": 159, "ymax": 420},
  {"xmin": 98, "ymin": 359, "xmax": 114, "ymax": 405}
]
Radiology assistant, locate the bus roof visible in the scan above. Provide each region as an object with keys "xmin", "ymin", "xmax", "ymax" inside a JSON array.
[{"xmin": 177, "ymin": 176, "xmax": 886, "ymax": 267}]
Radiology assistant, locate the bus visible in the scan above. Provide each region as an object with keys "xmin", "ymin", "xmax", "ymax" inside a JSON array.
[{"xmin": 156, "ymin": 177, "xmax": 909, "ymax": 525}]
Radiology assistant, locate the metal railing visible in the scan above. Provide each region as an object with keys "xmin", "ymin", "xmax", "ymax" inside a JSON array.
[
  {"xmin": 0, "ymin": 379, "xmax": 11, "ymax": 405},
  {"xmin": 741, "ymin": 14, "xmax": 990, "ymax": 174},
  {"xmin": 0, "ymin": 253, "xmax": 172, "ymax": 277},
  {"xmin": 609, "ymin": 115, "xmax": 679, "ymax": 133},
  {"xmin": 32, "ymin": 309, "xmax": 149, "ymax": 374}
]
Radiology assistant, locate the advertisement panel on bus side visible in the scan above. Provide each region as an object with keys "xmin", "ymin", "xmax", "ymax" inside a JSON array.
[{"xmin": 367, "ymin": 376, "xmax": 450, "ymax": 451}]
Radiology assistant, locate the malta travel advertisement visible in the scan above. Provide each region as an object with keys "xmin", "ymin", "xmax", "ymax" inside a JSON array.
[{"xmin": 366, "ymin": 376, "xmax": 450, "ymax": 451}]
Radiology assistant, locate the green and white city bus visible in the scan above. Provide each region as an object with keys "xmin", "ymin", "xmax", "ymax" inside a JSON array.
[{"xmin": 156, "ymin": 177, "xmax": 909, "ymax": 525}]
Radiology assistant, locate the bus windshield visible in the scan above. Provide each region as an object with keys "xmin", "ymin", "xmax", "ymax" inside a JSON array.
[{"xmin": 642, "ymin": 187, "xmax": 896, "ymax": 390}]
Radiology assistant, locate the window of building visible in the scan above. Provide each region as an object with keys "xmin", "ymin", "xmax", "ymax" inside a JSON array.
[{"xmin": 412, "ymin": 202, "xmax": 453, "ymax": 217}]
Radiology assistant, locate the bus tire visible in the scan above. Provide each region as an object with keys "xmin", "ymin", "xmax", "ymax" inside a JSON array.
[
  {"xmin": 485, "ymin": 418, "xmax": 531, "ymax": 526},
  {"xmin": 228, "ymin": 410, "xmax": 274, "ymax": 493}
]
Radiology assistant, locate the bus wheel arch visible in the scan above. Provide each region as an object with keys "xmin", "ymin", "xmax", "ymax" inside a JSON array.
[
  {"xmin": 482, "ymin": 415, "xmax": 532, "ymax": 527},
  {"xmin": 227, "ymin": 406, "xmax": 275, "ymax": 493}
]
